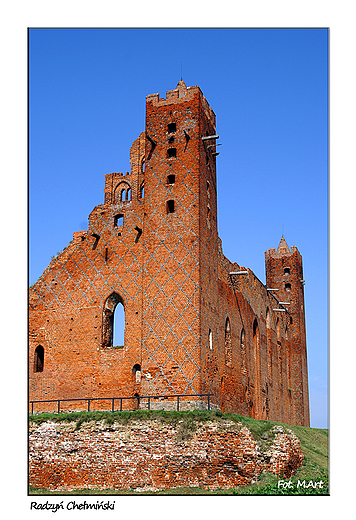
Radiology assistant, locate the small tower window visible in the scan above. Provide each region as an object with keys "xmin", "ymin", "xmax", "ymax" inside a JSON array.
[
  {"xmin": 168, "ymin": 122, "xmax": 176, "ymax": 133},
  {"xmin": 167, "ymin": 200, "xmax": 175, "ymax": 213},
  {"xmin": 167, "ymin": 174, "xmax": 175, "ymax": 184},
  {"xmin": 127, "ymin": 188, "xmax": 131, "ymax": 201},
  {"xmin": 114, "ymin": 214, "xmax": 124, "ymax": 227},
  {"xmin": 208, "ymin": 329, "xmax": 213, "ymax": 350},
  {"xmin": 284, "ymin": 267, "xmax": 290, "ymax": 275},
  {"xmin": 34, "ymin": 345, "xmax": 44, "ymax": 373},
  {"xmin": 167, "ymin": 148, "xmax": 176, "ymax": 158},
  {"xmin": 285, "ymin": 283, "xmax": 291, "ymax": 291}
]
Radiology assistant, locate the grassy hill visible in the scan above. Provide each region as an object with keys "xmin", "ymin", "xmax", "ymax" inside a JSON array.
[{"xmin": 29, "ymin": 409, "xmax": 328, "ymax": 495}]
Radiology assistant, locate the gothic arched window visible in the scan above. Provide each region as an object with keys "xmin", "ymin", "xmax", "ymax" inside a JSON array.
[
  {"xmin": 225, "ymin": 317, "xmax": 232, "ymax": 366},
  {"xmin": 102, "ymin": 293, "xmax": 125, "ymax": 349}
]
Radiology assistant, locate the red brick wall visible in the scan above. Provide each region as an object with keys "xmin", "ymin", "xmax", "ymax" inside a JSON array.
[
  {"xmin": 29, "ymin": 419, "xmax": 304, "ymax": 492},
  {"xmin": 29, "ymin": 82, "xmax": 309, "ymax": 426}
]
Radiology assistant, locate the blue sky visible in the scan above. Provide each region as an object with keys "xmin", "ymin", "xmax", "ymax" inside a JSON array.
[{"xmin": 29, "ymin": 28, "xmax": 328, "ymax": 428}]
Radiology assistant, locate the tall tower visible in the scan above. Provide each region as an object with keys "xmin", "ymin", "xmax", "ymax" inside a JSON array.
[
  {"xmin": 265, "ymin": 237, "xmax": 310, "ymax": 426},
  {"xmin": 139, "ymin": 80, "xmax": 219, "ymax": 398}
]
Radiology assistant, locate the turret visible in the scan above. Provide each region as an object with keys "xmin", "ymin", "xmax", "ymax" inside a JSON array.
[{"xmin": 265, "ymin": 237, "xmax": 310, "ymax": 426}]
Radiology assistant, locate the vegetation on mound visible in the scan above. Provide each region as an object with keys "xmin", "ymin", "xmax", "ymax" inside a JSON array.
[
  {"xmin": 29, "ymin": 479, "xmax": 328, "ymax": 495},
  {"xmin": 29, "ymin": 409, "xmax": 328, "ymax": 495}
]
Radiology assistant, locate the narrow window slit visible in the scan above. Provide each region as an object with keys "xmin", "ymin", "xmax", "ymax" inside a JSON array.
[{"xmin": 167, "ymin": 200, "xmax": 175, "ymax": 213}]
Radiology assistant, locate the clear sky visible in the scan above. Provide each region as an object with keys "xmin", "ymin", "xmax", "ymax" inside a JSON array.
[{"xmin": 29, "ymin": 28, "xmax": 328, "ymax": 428}]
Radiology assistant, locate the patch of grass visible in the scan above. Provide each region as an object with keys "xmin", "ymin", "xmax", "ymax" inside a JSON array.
[
  {"xmin": 29, "ymin": 478, "xmax": 329, "ymax": 496},
  {"xmin": 29, "ymin": 409, "xmax": 231, "ymax": 428}
]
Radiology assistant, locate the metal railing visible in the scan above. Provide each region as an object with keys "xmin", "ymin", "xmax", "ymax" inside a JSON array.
[{"xmin": 29, "ymin": 393, "xmax": 214, "ymax": 414}]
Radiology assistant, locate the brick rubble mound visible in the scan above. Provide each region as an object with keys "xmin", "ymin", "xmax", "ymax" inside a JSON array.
[{"xmin": 29, "ymin": 419, "xmax": 304, "ymax": 492}]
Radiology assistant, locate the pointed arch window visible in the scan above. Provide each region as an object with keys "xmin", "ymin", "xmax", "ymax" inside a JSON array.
[
  {"xmin": 115, "ymin": 182, "xmax": 132, "ymax": 204},
  {"xmin": 208, "ymin": 329, "xmax": 213, "ymax": 350},
  {"xmin": 102, "ymin": 293, "xmax": 125, "ymax": 349},
  {"xmin": 253, "ymin": 319, "xmax": 259, "ymax": 364},
  {"xmin": 34, "ymin": 345, "xmax": 44, "ymax": 373},
  {"xmin": 120, "ymin": 186, "xmax": 132, "ymax": 202},
  {"xmin": 225, "ymin": 317, "xmax": 232, "ymax": 366}
]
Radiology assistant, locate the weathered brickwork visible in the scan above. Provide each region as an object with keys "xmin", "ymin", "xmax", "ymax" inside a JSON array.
[
  {"xmin": 29, "ymin": 419, "xmax": 304, "ymax": 492},
  {"xmin": 29, "ymin": 81, "xmax": 309, "ymax": 426}
]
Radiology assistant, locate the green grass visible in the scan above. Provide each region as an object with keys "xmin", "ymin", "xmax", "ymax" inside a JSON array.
[{"xmin": 29, "ymin": 409, "xmax": 328, "ymax": 495}]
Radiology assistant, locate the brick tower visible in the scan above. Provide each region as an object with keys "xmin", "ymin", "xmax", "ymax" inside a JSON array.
[
  {"xmin": 140, "ymin": 80, "xmax": 219, "ymax": 397},
  {"xmin": 29, "ymin": 81, "xmax": 309, "ymax": 425},
  {"xmin": 265, "ymin": 237, "xmax": 310, "ymax": 426}
]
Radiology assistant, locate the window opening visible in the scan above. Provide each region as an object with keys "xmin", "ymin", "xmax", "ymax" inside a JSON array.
[
  {"xmin": 133, "ymin": 364, "xmax": 142, "ymax": 384},
  {"xmin": 121, "ymin": 189, "xmax": 126, "ymax": 202},
  {"xmin": 208, "ymin": 329, "xmax": 213, "ymax": 350},
  {"xmin": 167, "ymin": 174, "xmax": 175, "ymax": 184},
  {"xmin": 114, "ymin": 214, "xmax": 124, "ymax": 227},
  {"xmin": 127, "ymin": 188, "xmax": 131, "ymax": 201},
  {"xmin": 225, "ymin": 317, "xmax": 232, "ymax": 366},
  {"xmin": 113, "ymin": 301, "xmax": 125, "ymax": 348},
  {"xmin": 141, "ymin": 159, "xmax": 145, "ymax": 173},
  {"xmin": 139, "ymin": 182, "xmax": 144, "ymax": 199},
  {"xmin": 167, "ymin": 200, "xmax": 175, "ymax": 213},
  {"xmin": 34, "ymin": 345, "xmax": 44, "ymax": 373},
  {"xmin": 167, "ymin": 148, "xmax": 176, "ymax": 158},
  {"xmin": 285, "ymin": 283, "xmax": 291, "ymax": 291},
  {"xmin": 284, "ymin": 267, "xmax": 290, "ymax": 275},
  {"xmin": 102, "ymin": 293, "xmax": 125, "ymax": 349},
  {"xmin": 168, "ymin": 122, "xmax": 176, "ymax": 133}
]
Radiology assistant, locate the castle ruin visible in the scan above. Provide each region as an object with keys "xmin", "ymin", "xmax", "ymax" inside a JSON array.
[{"xmin": 29, "ymin": 81, "xmax": 309, "ymax": 426}]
